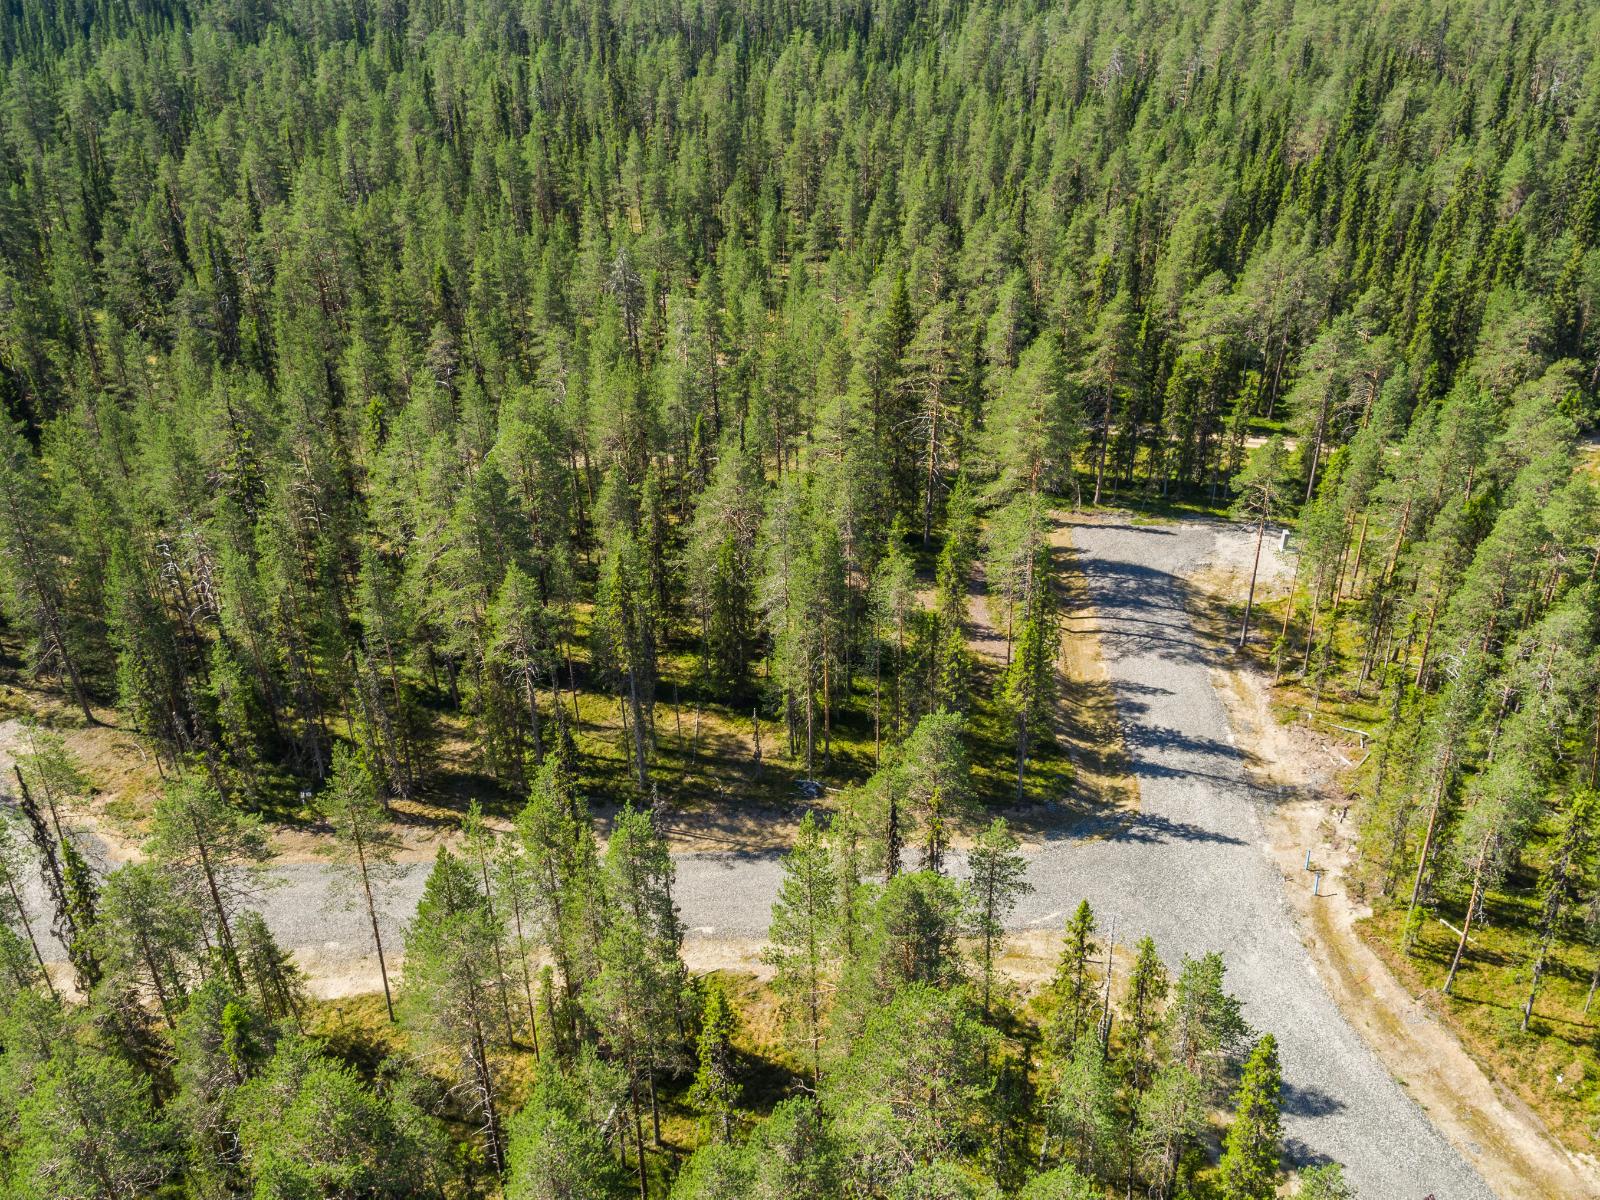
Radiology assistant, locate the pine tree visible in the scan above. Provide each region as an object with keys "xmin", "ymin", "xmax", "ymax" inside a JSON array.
[
  {"xmin": 489, "ymin": 564, "xmax": 559, "ymax": 772},
  {"xmin": 463, "ymin": 801, "xmax": 523, "ymax": 1049},
  {"xmin": 825, "ymin": 984, "xmax": 997, "ymax": 1194},
  {"xmin": 1299, "ymin": 1163, "xmax": 1357, "ymax": 1200},
  {"xmin": 9, "ymin": 1039, "xmax": 175, "ymax": 1198},
  {"xmin": 682, "ymin": 443, "xmax": 762, "ymax": 691},
  {"xmin": 966, "ymin": 819, "xmax": 1031, "ymax": 1021},
  {"xmin": 904, "ymin": 303, "xmax": 967, "ymax": 543},
  {"xmin": 763, "ymin": 811, "xmax": 838, "ymax": 1085},
  {"xmin": 232, "ymin": 1036, "xmax": 438, "ymax": 1199},
  {"xmin": 145, "ymin": 775, "xmax": 269, "ymax": 988},
  {"xmin": 985, "ymin": 332, "xmax": 1080, "ymax": 499},
  {"xmin": 1166, "ymin": 952, "xmax": 1251, "ymax": 1096},
  {"xmin": 317, "ymin": 745, "xmax": 403, "ymax": 1021},
  {"xmin": 931, "ymin": 485, "xmax": 978, "ymax": 712},
  {"xmin": 1134, "ymin": 1063, "xmax": 1205, "ymax": 1199},
  {"xmin": 505, "ymin": 1052, "xmax": 628, "ymax": 1200},
  {"xmin": 1047, "ymin": 1038, "xmax": 1118, "ymax": 1176},
  {"xmin": 1232, "ymin": 436, "xmax": 1294, "ymax": 648},
  {"xmin": 401, "ymin": 849, "xmax": 508, "ymax": 1174},
  {"xmin": 0, "ymin": 419, "xmax": 96, "ymax": 720},
  {"xmin": 689, "ymin": 981, "xmax": 741, "ymax": 1142},
  {"xmin": 1522, "ymin": 791, "xmax": 1596, "ymax": 1030},
  {"xmin": 1081, "ymin": 294, "xmax": 1137, "ymax": 507},
  {"xmin": 92, "ymin": 864, "xmax": 198, "ymax": 1029},
  {"xmin": 589, "ymin": 805, "xmax": 687, "ymax": 1167},
  {"xmin": 869, "ymin": 528, "xmax": 920, "ymax": 755},
  {"xmin": 983, "ymin": 494, "xmax": 1049, "ymax": 663},
  {"xmin": 1018, "ymin": 1165, "xmax": 1099, "ymax": 1200},
  {"xmin": 514, "ymin": 759, "xmax": 597, "ymax": 1048},
  {"xmin": 1217, "ymin": 1035, "xmax": 1283, "ymax": 1200},
  {"xmin": 894, "ymin": 711, "xmax": 975, "ymax": 874}
]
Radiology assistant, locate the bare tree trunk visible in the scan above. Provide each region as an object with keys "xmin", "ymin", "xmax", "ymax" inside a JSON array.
[
  {"xmin": 1238, "ymin": 515, "xmax": 1266, "ymax": 648},
  {"xmin": 1092, "ymin": 391, "xmax": 1113, "ymax": 506},
  {"xmin": 194, "ymin": 819, "xmax": 242, "ymax": 986},
  {"xmin": 1414, "ymin": 579, "xmax": 1444, "ymax": 688},
  {"xmin": 1347, "ymin": 511, "xmax": 1371, "ymax": 600},
  {"xmin": 1015, "ymin": 715, "xmax": 1029, "ymax": 803},
  {"xmin": 1523, "ymin": 928, "xmax": 1555, "ymax": 1032},
  {"xmin": 631, "ymin": 1075, "xmax": 648, "ymax": 1200},
  {"xmin": 885, "ymin": 792, "xmax": 902, "ymax": 881},
  {"xmin": 626, "ymin": 664, "xmax": 648, "ymax": 789},
  {"xmin": 1443, "ymin": 837, "xmax": 1490, "ymax": 994},
  {"xmin": 521, "ymin": 664, "xmax": 543, "ymax": 765},
  {"xmin": 3, "ymin": 872, "xmax": 55, "ymax": 999},
  {"xmin": 1401, "ymin": 751, "xmax": 1452, "ymax": 952},
  {"xmin": 1273, "ymin": 551, "xmax": 1303, "ymax": 683},
  {"xmin": 354, "ymin": 830, "xmax": 395, "ymax": 1022},
  {"xmin": 472, "ymin": 1025, "xmax": 506, "ymax": 1174}
]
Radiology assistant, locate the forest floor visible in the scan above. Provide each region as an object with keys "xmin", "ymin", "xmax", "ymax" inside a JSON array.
[{"xmin": 1186, "ymin": 549, "xmax": 1600, "ymax": 1198}]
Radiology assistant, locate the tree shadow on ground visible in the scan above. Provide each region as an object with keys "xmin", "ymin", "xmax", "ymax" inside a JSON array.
[
  {"xmin": 1280, "ymin": 1080, "xmax": 1347, "ymax": 1118},
  {"xmin": 1106, "ymin": 812, "xmax": 1246, "ymax": 847}
]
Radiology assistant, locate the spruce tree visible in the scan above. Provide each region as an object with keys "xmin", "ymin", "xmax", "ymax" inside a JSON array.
[
  {"xmin": 1217, "ymin": 1035, "xmax": 1283, "ymax": 1200},
  {"xmin": 1049, "ymin": 901, "xmax": 1100, "ymax": 1053},
  {"xmin": 1002, "ymin": 543, "xmax": 1058, "ymax": 800},
  {"xmin": 689, "ymin": 981, "xmax": 741, "ymax": 1142}
]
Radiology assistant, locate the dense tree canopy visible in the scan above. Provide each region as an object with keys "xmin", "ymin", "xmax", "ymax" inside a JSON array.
[
  {"xmin": 0, "ymin": 0, "xmax": 1590, "ymax": 809},
  {"xmin": 0, "ymin": 0, "xmax": 1598, "ymax": 1192}
]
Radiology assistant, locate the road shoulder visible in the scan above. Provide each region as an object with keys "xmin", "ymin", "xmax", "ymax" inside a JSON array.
[{"xmin": 1211, "ymin": 647, "xmax": 1597, "ymax": 1199}]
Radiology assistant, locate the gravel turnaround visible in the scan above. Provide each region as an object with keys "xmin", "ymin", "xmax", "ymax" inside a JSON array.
[{"xmin": 23, "ymin": 517, "xmax": 1492, "ymax": 1198}]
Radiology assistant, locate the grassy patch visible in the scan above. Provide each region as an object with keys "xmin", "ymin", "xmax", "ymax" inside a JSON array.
[{"xmin": 1361, "ymin": 900, "xmax": 1600, "ymax": 1152}]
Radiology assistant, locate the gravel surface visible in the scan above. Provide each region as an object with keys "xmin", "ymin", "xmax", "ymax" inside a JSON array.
[
  {"xmin": 1052, "ymin": 517, "xmax": 1491, "ymax": 1199},
  {"xmin": 21, "ymin": 515, "xmax": 1492, "ymax": 1197}
]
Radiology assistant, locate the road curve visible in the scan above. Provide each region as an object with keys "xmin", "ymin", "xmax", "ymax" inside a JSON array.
[
  {"xmin": 664, "ymin": 517, "xmax": 1491, "ymax": 1197},
  {"xmin": 1049, "ymin": 518, "xmax": 1491, "ymax": 1199},
  {"xmin": 26, "ymin": 518, "xmax": 1491, "ymax": 1197}
]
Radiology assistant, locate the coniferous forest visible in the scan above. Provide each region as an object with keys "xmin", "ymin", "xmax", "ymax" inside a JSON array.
[{"xmin": 0, "ymin": 0, "xmax": 1598, "ymax": 1195}]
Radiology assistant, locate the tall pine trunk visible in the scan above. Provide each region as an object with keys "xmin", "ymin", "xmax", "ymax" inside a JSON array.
[
  {"xmin": 1443, "ymin": 835, "xmax": 1491, "ymax": 994},
  {"xmin": 1237, "ymin": 515, "xmax": 1266, "ymax": 648}
]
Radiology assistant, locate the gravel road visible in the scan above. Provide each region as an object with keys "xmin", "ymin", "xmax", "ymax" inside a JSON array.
[
  {"xmin": 23, "ymin": 516, "xmax": 1493, "ymax": 1197},
  {"xmin": 1049, "ymin": 518, "xmax": 1491, "ymax": 1199}
]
